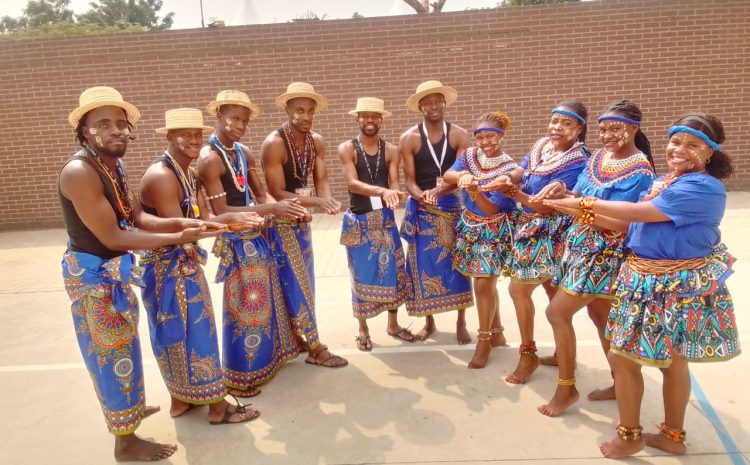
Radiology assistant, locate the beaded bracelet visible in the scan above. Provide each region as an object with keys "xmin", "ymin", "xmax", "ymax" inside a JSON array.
[
  {"xmin": 456, "ymin": 171, "xmax": 471, "ymax": 184},
  {"xmin": 505, "ymin": 184, "xmax": 519, "ymax": 199},
  {"xmin": 467, "ymin": 188, "xmax": 480, "ymax": 199},
  {"xmin": 206, "ymin": 191, "xmax": 227, "ymax": 200},
  {"xmin": 579, "ymin": 196, "xmax": 597, "ymax": 211}
]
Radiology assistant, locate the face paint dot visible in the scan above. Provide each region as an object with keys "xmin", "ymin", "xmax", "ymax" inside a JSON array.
[{"xmin": 89, "ymin": 128, "xmax": 97, "ymax": 135}]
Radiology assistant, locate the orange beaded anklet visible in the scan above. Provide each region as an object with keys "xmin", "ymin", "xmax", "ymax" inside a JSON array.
[
  {"xmin": 616, "ymin": 424, "xmax": 643, "ymax": 441},
  {"xmin": 557, "ymin": 377, "xmax": 575, "ymax": 386},
  {"xmin": 657, "ymin": 423, "xmax": 686, "ymax": 442}
]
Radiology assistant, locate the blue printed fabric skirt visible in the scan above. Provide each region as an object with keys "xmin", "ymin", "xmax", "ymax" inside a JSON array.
[
  {"xmin": 340, "ymin": 208, "xmax": 409, "ymax": 319},
  {"xmin": 62, "ymin": 251, "xmax": 146, "ymax": 435},
  {"xmin": 606, "ymin": 245, "xmax": 741, "ymax": 367},
  {"xmin": 507, "ymin": 210, "xmax": 557, "ymax": 283},
  {"xmin": 452, "ymin": 209, "xmax": 513, "ymax": 277},
  {"xmin": 213, "ymin": 229, "xmax": 298, "ymax": 390},
  {"xmin": 552, "ymin": 219, "xmax": 626, "ymax": 298},
  {"xmin": 400, "ymin": 195, "xmax": 474, "ymax": 316},
  {"xmin": 140, "ymin": 244, "xmax": 225, "ymax": 404}
]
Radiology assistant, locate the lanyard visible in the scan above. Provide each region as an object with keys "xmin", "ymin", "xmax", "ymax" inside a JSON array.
[
  {"xmin": 420, "ymin": 121, "xmax": 448, "ymax": 172},
  {"xmin": 355, "ymin": 137, "xmax": 381, "ymax": 184}
]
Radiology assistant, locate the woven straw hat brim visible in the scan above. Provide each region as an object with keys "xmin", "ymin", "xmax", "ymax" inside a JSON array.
[
  {"xmin": 68, "ymin": 100, "xmax": 141, "ymax": 129},
  {"xmin": 406, "ymin": 86, "xmax": 457, "ymax": 113},
  {"xmin": 206, "ymin": 99, "xmax": 261, "ymax": 119},
  {"xmin": 275, "ymin": 92, "xmax": 329, "ymax": 111},
  {"xmin": 155, "ymin": 125, "xmax": 214, "ymax": 135},
  {"xmin": 347, "ymin": 109, "xmax": 392, "ymax": 118}
]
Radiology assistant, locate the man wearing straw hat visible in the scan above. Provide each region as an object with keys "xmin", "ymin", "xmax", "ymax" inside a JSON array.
[
  {"xmin": 338, "ymin": 97, "xmax": 412, "ymax": 351},
  {"xmin": 139, "ymin": 108, "xmax": 263, "ymax": 425},
  {"xmin": 261, "ymin": 82, "xmax": 348, "ymax": 368},
  {"xmin": 198, "ymin": 90, "xmax": 303, "ymax": 397},
  {"xmin": 399, "ymin": 80, "xmax": 474, "ymax": 343},
  {"xmin": 59, "ymin": 87, "xmax": 222, "ymax": 461}
]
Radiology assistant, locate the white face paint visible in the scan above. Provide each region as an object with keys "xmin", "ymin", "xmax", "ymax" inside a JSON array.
[
  {"xmin": 94, "ymin": 135, "xmax": 104, "ymax": 147},
  {"xmin": 176, "ymin": 136, "xmax": 186, "ymax": 151},
  {"xmin": 89, "ymin": 128, "xmax": 98, "ymax": 135},
  {"xmin": 224, "ymin": 118, "xmax": 232, "ymax": 132}
]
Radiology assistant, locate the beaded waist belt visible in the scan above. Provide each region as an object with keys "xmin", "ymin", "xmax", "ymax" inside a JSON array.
[
  {"xmin": 626, "ymin": 255, "xmax": 709, "ymax": 274},
  {"xmin": 462, "ymin": 209, "xmax": 509, "ymax": 224}
]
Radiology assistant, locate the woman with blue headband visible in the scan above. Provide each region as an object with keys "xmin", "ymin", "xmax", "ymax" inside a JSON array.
[
  {"xmin": 488, "ymin": 101, "xmax": 590, "ymax": 384},
  {"xmin": 442, "ymin": 111, "xmax": 523, "ymax": 368},
  {"xmin": 537, "ymin": 100, "xmax": 655, "ymax": 417},
  {"xmin": 547, "ymin": 113, "xmax": 739, "ymax": 458}
]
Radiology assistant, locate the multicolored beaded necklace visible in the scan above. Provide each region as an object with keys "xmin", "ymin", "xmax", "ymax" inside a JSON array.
[
  {"xmin": 527, "ymin": 138, "xmax": 587, "ymax": 176},
  {"xmin": 209, "ymin": 134, "xmax": 247, "ymax": 193},
  {"xmin": 162, "ymin": 151, "xmax": 199, "ymax": 219},
  {"xmin": 640, "ymin": 173, "xmax": 679, "ymax": 202},
  {"xmin": 84, "ymin": 143, "xmax": 133, "ymax": 230},
  {"xmin": 464, "ymin": 146, "xmax": 517, "ymax": 183},
  {"xmin": 586, "ymin": 148, "xmax": 654, "ymax": 187},
  {"xmin": 282, "ymin": 122, "xmax": 316, "ymax": 187}
]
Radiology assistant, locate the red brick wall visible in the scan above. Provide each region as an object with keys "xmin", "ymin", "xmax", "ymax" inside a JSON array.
[{"xmin": 0, "ymin": 0, "xmax": 747, "ymax": 230}]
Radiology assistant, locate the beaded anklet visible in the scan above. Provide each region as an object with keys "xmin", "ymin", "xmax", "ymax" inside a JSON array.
[
  {"xmin": 519, "ymin": 341, "xmax": 537, "ymax": 355},
  {"xmin": 557, "ymin": 377, "xmax": 576, "ymax": 386},
  {"xmin": 477, "ymin": 330, "xmax": 492, "ymax": 341},
  {"xmin": 657, "ymin": 423, "xmax": 686, "ymax": 442},
  {"xmin": 616, "ymin": 424, "xmax": 643, "ymax": 441}
]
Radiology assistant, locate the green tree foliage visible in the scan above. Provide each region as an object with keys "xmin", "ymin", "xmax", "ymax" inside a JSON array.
[{"xmin": 1, "ymin": 0, "xmax": 173, "ymax": 39}]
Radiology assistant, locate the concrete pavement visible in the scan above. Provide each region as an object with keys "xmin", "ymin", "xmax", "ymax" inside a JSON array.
[{"xmin": 1, "ymin": 194, "xmax": 749, "ymax": 465}]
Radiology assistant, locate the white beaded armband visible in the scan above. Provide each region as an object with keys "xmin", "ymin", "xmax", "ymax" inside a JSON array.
[{"xmin": 206, "ymin": 191, "xmax": 227, "ymax": 200}]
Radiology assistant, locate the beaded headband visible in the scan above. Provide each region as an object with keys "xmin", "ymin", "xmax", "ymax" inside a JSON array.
[
  {"xmin": 473, "ymin": 127, "xmax": 505, "ymax": 136},
  {"xmin": 667, "ymin": 125, "xmax": 721, "ymax": 150},
  {"xmin": 552, "ymin": 108, "xmax": 586, "ymax": 125},
  {"xmin": 597, "ymin": 115, "xmax": 641, "ymax": 125}
]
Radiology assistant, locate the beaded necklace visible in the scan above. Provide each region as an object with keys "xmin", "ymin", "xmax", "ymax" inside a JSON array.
[
  {"xmin": 282, "ymin": 122, "xmax": 316, "ymax": 187},
  {"xmin": 162, "ymin": 151, "xmax": 199, "ymax": 219},
  {"xmin": 464, "ymin": 146, "xmax": 517, "ymax": 182},
  {"xmin": 209, "ymin": 134, "xmax": 247, "ymax": 193},
  {"xmin": 354, "ymin": 137, "xmax": 382, "ymax": 184},
  {"xmin": 83, "ymin": 143, "xmax": 133, "ymax": 229},
  {"xmin": 527, "ymin": 138, "xmax": 587, "ymax": 176},
  {"xmin": 586, "ymin": 148, "xmax": 653, "ymax": 187},
  {"xmin": 640, "ymin": 173, "xmax": 679, "ymax": 202}
]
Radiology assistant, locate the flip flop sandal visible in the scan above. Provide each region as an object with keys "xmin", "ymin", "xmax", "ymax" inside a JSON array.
[
  {"xmin": 355, "ymin": 335, "xmax": 372, "ymax": 351},
  {"xmin": 305, "ymin": 348, "xmax": 349, "ymax": 368}
]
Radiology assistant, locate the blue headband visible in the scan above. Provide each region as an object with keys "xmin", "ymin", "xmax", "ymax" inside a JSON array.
[
  {"xmin": 667, "ymin": 125, "xmax": 721, "ymax": 150},
  {"xmin": 473, "ymin": 127, "xmax": 505, "ymax": 136},
  {"xmin": 551, "ymin": 108, "xmax": 586, "ymax": 125},
  {"xmin": 597, "ymin": 115, "xmax": 641, "ymax": 126}
]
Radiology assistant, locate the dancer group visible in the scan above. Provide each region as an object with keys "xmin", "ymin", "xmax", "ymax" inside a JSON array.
[{"xmin": 58, "ymin": 80, "xmax": 740, "ymax": 462}]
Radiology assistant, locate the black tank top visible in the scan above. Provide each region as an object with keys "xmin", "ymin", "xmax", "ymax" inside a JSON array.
[
  {"xmin": 350, "ymin": 138, "xmax": 388, "ymax": 215},
  {"xmin": 58, "ymin": 152, "xmax": 124, "ymax": 259},
  {"xmin": 278, "ymin": 127, "xmax": 315, "ymax": 193},
  {"xmin": 217, "ymin": 146, "xmax": 254, "ymax": 207},
  {"xmin": 141, "ymin": 156, "xmax": 194, "ymax": 217},
  {"xmin": 414, "ymin": 121, "xmax": 456, "ymax": 190}
]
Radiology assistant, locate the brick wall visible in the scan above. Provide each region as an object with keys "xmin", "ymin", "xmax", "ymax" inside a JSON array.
[{"xmin": 0, "ymin": 0, "xmax": 748, "ymax": 230}]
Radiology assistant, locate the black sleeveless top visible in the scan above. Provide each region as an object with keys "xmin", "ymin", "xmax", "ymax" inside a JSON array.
[
  {"xmin": 58, "ymin": 152, "xmax": 124, "ymax": 259},
  {"xmin": 217, "ymin": 146, "xmax": 254, "ymax": 207},
  {"xmin": 141, "ymin": 156, "xmax": 194, "ymax": 217},
  {"xmin": 278, "ymin": 127, "xmax": 314, "ymax": 193},
  {"xmin": 414, "ymin": 121, "xmax": 456, "ymax": 190},
  {"xmin": 350, "ymin": 138, "xmax": 388, "ymax": 215}
]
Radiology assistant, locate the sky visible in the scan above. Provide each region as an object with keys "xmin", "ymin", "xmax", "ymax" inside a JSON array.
[{"xmin": 0, "ymin": 0, "xmax": 504, "ymax": 29}]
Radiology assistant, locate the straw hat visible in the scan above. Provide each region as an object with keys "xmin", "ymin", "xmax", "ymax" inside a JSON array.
[
  {"xmin": 206, "ymin": 90, "xmax": 261, "ymax": 119},
  {"xmin": 68, "ymin": 86, "xmax": 141, "ymax": 128},
  {"xmin": 348, "ymin": 97, "xmax": 392, "ymax": 118},
  {"xmin": 275, "ymin": 82, "xmax": 328, "ymax": 111},
  {"xmin": 155, "ymin": 108, "xmax": 213, "ymax": 135},
  {"xmin": 406, "ymin": 80, "xmax": 457, "ymax": 113}
]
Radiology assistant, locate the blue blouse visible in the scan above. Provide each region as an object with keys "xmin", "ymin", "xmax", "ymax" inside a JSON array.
[
  {"xmin": 450, "ymin": 156, "xmax": 517, "ymax": 216},
  {"xmin": 520, "ymin": 138, "xmax": 588, "ymax": 212},
  {"xmin": 626, "ymin": 172, "xmax": 725, "ymax": 260}
]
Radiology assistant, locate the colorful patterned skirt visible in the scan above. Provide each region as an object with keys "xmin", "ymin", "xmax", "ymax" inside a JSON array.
[
  {"xmin": 266, "ymin": 218, "xmax": 322, "ymax": 350},
  {"xmin": 552, "ymin": 219, "xmax": 626, "ymax": 298},
  {"xmin": 507, "ymin": 210, "xmax": 557, "ymax": 283},
  {"xmin": 140, "ymin": 244, "xmax": 225, "ymax": 404},
  {"xmin": 400, "ymin": 195, "xmax": 474, "ymax": 316},
  {"xmin": 213, "ymin": 229, "xmax": 298, "ymax": 390},
  {"xmin": 340, "ymin": 208, "xmax": 409, "ymax": 319},
  {"xmin": 61, "ymin": 251, "xmax": 146, "ymax": 435},
  {"xmin": 606, "ymin": 246, "xmax": 740, "ymax": 367},
  {"xmin": 452, "ymin": 209, "xmax": 513, "ymax": 277}
]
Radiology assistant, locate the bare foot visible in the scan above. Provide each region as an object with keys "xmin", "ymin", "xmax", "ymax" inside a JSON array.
[
  {"xmin": 227, "ymin": 386, "xmax": 262, "ymax": 398},
  {"xmin": 170, "ymin": 398, "xmax": 202, "ymax": 418},
  {"xmin": 539, "ymin": 353, "xmax": 558, "ymax": 366},
  {"xmin": 456, "ymin": 321, "xmax": 472, "ymax": 345},
  {"xmin": 537, "ymin": 385, "xmax": 580, "ymax": 417},
  {"xmin": 114, "ymin": 434, "xmax": 177, "ymax": 462},
  {"xmin": 468, "ymin": 338, "xmax": 492, "ymax": 369},
  {"xmin": 505, "ymin": 354, "xmax": 540, "ymax": 384},
  {"xmin": 588, "ymin": 384, "xmax": 616, "ymax": 401},
  {"xmin": 490, "ymin": 328, "xmax": 507, "ymax": 347},
  {"xmin": 415, "ymin": 320, "xmax": 436, "ymax": 341},
  {"xmin": 143, "ymin": 405, "xmax": 161, "ymax": 419},
  {"xmin": 643, "ymin": 433, "xmax": 686, "ymax": 455},
  {"xmin": 600, "ymin": 436, "xmax": 645, "ymax": 458}
]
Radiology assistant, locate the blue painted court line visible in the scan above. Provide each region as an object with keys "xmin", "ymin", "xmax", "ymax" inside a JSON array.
[{"xmin": 690, "ymin": 372, "xmax": 748, "ymax": 465}]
